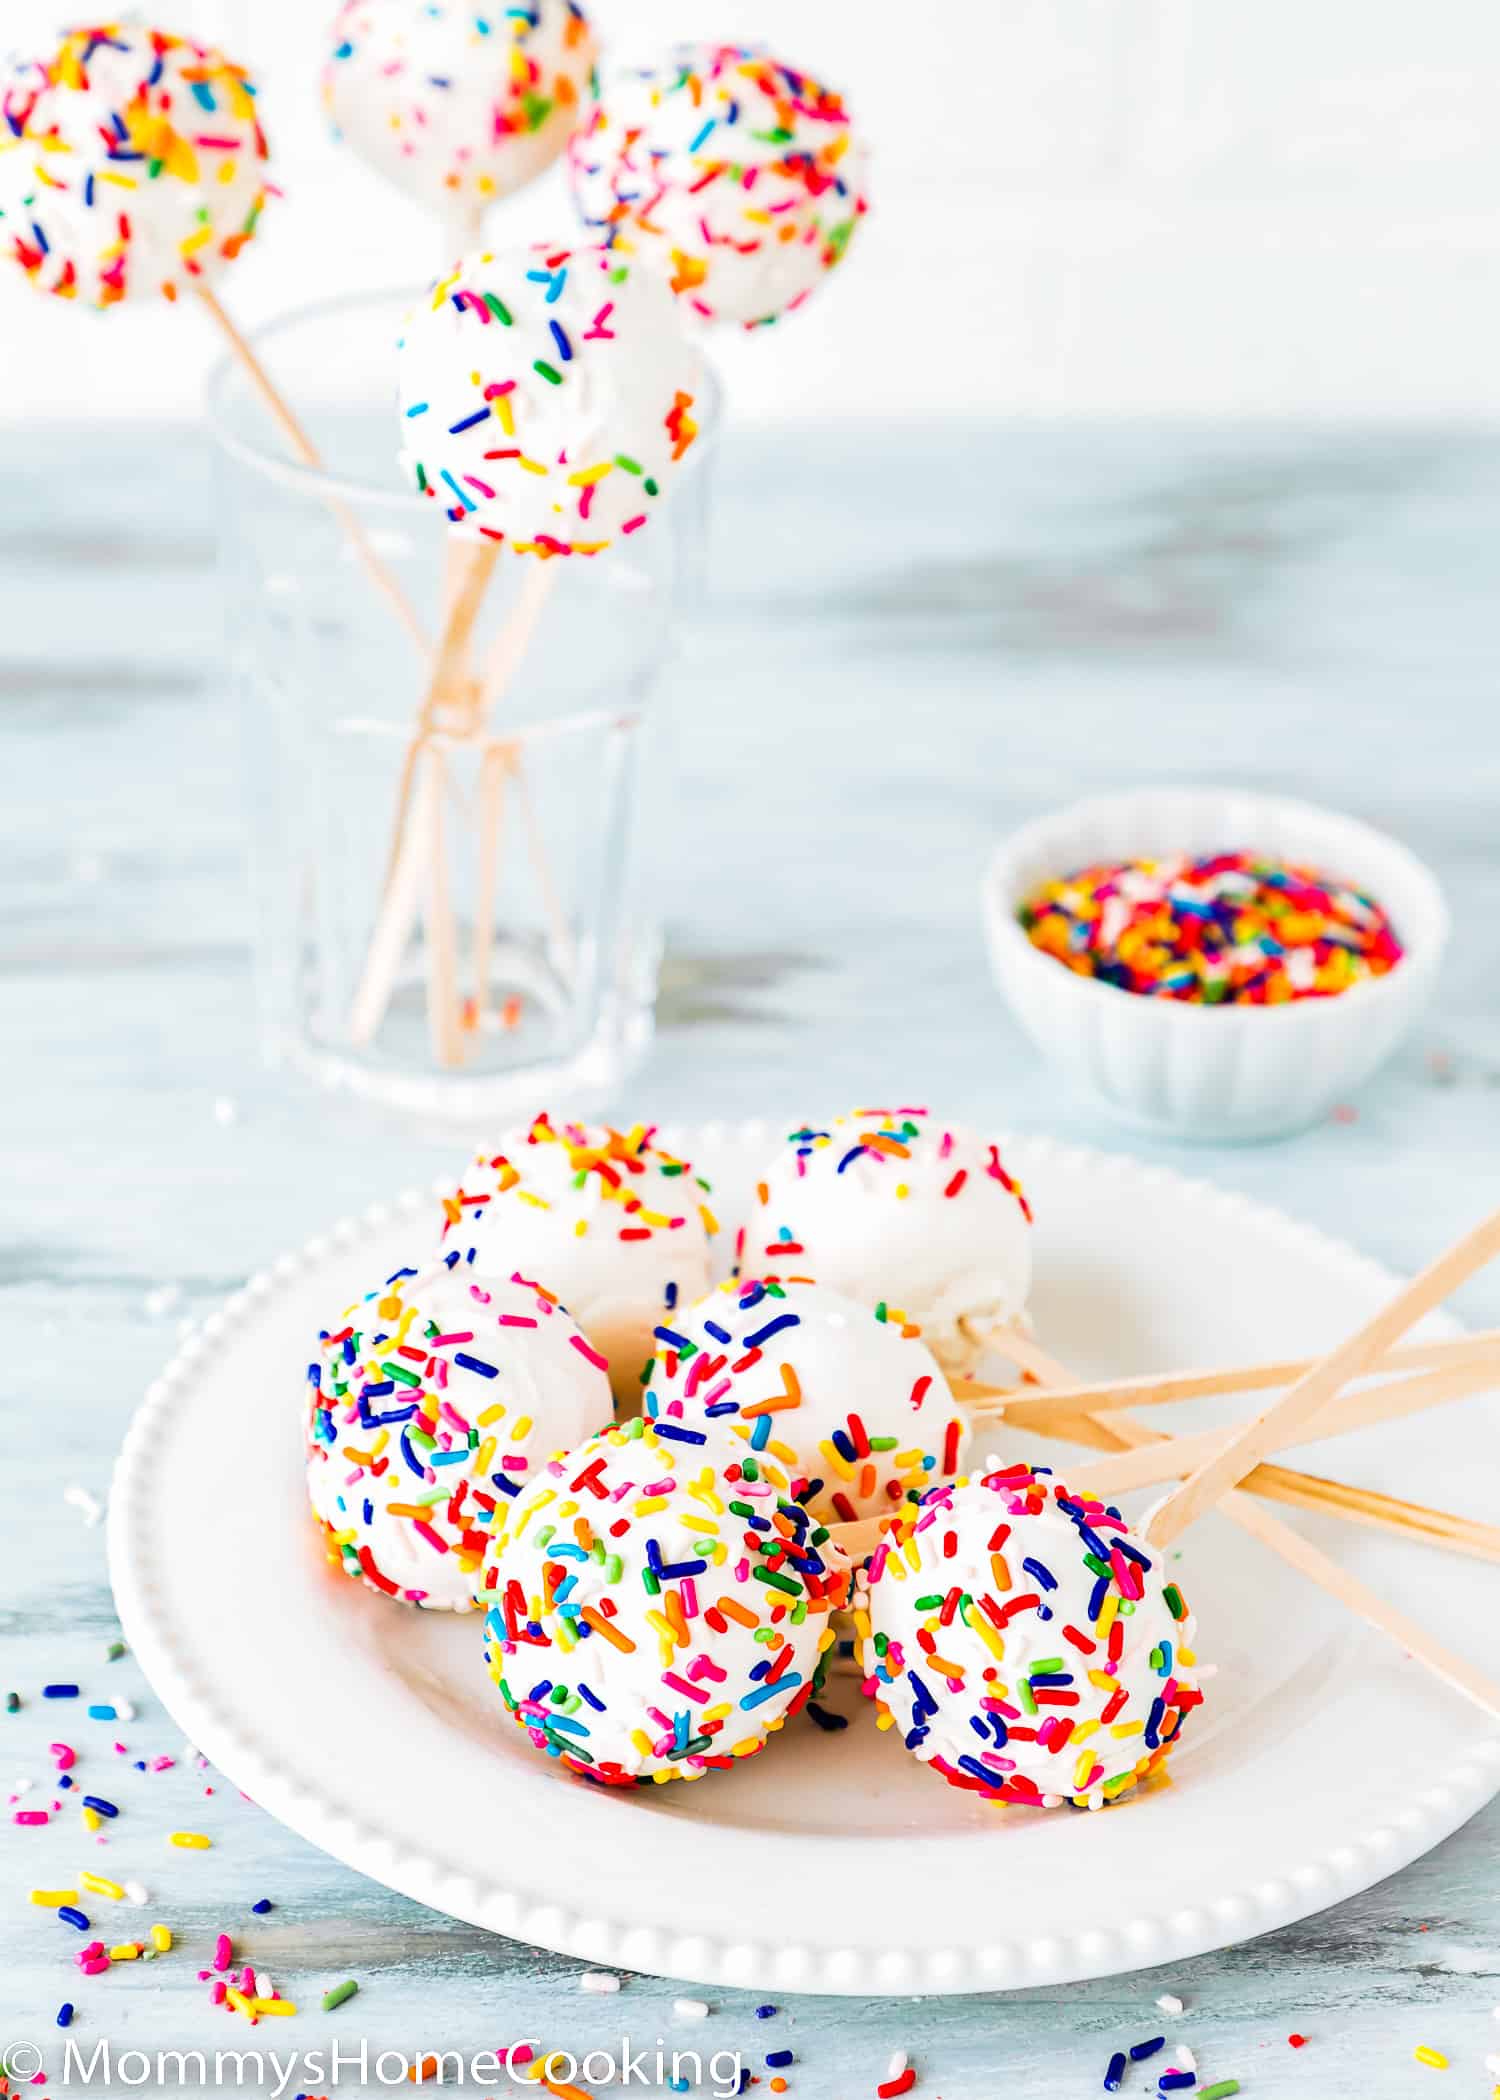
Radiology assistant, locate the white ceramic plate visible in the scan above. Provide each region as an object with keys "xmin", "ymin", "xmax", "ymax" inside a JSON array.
[{"xmin": 108, "ymin": 1125, "xmax": 1500, "ymax": 1996}]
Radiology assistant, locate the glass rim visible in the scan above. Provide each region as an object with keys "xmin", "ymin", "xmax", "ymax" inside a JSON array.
[{"xmin": 202, "ymin": 285, "xmax": 726, "ymax": 512}]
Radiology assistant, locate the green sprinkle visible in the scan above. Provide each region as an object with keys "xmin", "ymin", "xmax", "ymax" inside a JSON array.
[
  {"xmin": 1030, "ymin": 1658, "xmax": 1064, "ymax": 1676},
  {"xmin": 752, "ymin": 1566, "xmax": 801, "ymax": 1597},
  {"xmin": 533, "ymin": 359, "xmax": 563, "ymax": 385},
  {"xmin": 1017, "ymin": 1678, "xmax": 1038, "ymax": 1716},
  {"xmin": 382, "ymin": 1360, "xmax": 421, "ymax": 1389},
  {"xmin": 642, "ymin": 1568, "xmax": 661, "ymax": 1596},
  {"xmin": 105, "ymin": 1641, "xmax": 127, "ymax": 1663},
  {"xmin": 5, "ymin": 1692, "xmax": 20, "ymax": 1713},
  {"xmin": 483, "ymin": 292, "xmax": 512, "ymax": 325},
  {"xmin": 321, "ymin": 1981, "xmax": 359, "ymax": 2013},
  {"xmin": 1163, "ymin": 1584, "xmax": 1187, "ymax": 1621},
  {"xmin": 1200, "ymin": 2084, "xmax": 1240, "ymax": 2099},
  {"xmin": 613, "ymin": 453, "xmax": 643, "ymax": 475},
  {"xmin": 869, "ymin": 1435, "xmax": 899, "ymax": 1452}
]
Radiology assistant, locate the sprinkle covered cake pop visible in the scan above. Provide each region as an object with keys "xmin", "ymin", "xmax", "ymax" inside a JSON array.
[
  {"xmin": 0, "ymin": 23, "xmax": 270, "ymax": 307},
  {"xmin": 440, "ymin": 1114, "xmax": 718, "ymax": 1403},
  {"xmin": 324, "ymin": 0, "xmax": 595, "ymax": 230},
  {"xmin": 740, "ymin": 1108, "xmax": 1034, "ymax": 1378},
  {"xmin": 569, "ymin": 42, "xmax": 867, "ymax": 329},
  {"xmin": 307, "ymin": 1259, "xmax": 613, "ymax": 1610},
  {"xmin": 482, "ymin": 1417, "xmax": 851, "ymax": 1784},
  {"xmin": 859, "ymin": 1464, "xmax": 1204, "ymax": 1809},
  {"xmin": 397, "ymin": 240, "xmax": 705, "ymax": 554},
  {"xmin": 645, "ymin": 1277, "xmax": 967, "ymax": 1526}
]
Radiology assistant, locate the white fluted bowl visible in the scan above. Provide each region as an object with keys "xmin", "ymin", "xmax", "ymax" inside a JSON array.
[{"xmin": 983, "ymin": 786, "xmax": 1448, "ymax": 1142}]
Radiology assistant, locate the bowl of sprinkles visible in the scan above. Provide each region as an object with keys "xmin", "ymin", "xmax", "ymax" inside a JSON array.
[{"xmin": 984, "ymin": 786, "xmax": 1448, "ymax": 1140}]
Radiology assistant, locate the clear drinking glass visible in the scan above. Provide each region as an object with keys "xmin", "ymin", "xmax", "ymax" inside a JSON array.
[{"xmin": 205, "ymin": 288, "xmax": 719, "ymax": 1123}]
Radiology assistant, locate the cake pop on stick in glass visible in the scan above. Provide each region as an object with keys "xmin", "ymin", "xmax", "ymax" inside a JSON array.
[
  {"xmin": 324, "ymin": 0, "xmax": 595, "ymax": 248},
  {"xmin": 306, "ymin": 1257, "xmax": 613, "ymax": 1610},
  {"xmin": 570, "ymin": 42, "xmax": 868, "ymax": 330},
  {"xmin": 349, "ymin": 240, "xmax": 706, "ymax": 1060},
  {"xmin": 740, "ymin": 1109, "xmax": 1038, "ymax": 1383},
  {"xmin": 0, "ymin": 20, "xmax": 427, "ymax": 654}
]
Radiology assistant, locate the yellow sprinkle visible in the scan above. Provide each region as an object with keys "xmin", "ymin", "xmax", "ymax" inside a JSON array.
[
  {"xmin": 253, "ymin": 1999, "xmax": 297, "ymax": 2016},
  {"xmin": 80, "ymin": 1873, "xmax": 126, "ymax": 1899},
  {"xmin": 1073, "ymin": 1750, "xmax": 1098, "ymax": 1790},
  {"xmin": 30, "ymin": 1891, "xmax": 79, "ymax": 1907},
  {"xmin": 226, "ymin": 1986, "xmax": 256, "ymax": 2020},
  {"xmin": 1414, "ymin": 2047, "xmax": 1448, "ymax": 2070},
  {"xmin": 477, "ymin": 1403, "xmax": 507, "ymax": 1427},
  {"xmin": 633, "ymin": 1496, "xmax": 669, "ymax": 1516},
  {"xmin": 151, "ymin": 1925, "xmax": 173, "ymax": 1952},
  {"xmin": 170, "ymin": 1832, "xmax": 213, "ymax": 1850},
  {"xmin": 517, "ymin": 1189, "xmax": 551, "ymax": 1207},
  {"xmin": 511, "ymin": 1415, "xmax": 533, "ymax": 1441},
  {"xmin": 1111, "ymin": 1720, "xmax": 1146, "ymax": 1738},
  {"xmin": 475, "ymin": 1437, "xmax": 496, "ymax": 1474},
  {"xmin": 109, "ymin": 1943, "xmax": 141, "ymax": 1961},
  {"xmin": 81, "ymin": 1807, "xmax": 101, "ymax": 1833},
  {"xmin": 573, "ymin": 1219, "xmax": 588, "ymax": 1237},
  {"xmin": 1086, "ymin": 1670, "xmax": 1117, "ymax": 1692},
  {"xmin": 818, "ymin": 1438, "xmax": 855, "ymax": 1483}
]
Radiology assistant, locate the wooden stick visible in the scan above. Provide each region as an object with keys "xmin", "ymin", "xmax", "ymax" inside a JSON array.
[
  {"xmin": 476, "ymin": 559, "xmax": 557, "ymax": 716},
  {"xmin": 196, "ymin": 282, "xmax": 428, "ymax": 658},
  {"xmin": 987, "ymin": 1329, "xmax": 1500, "ymax": 1426},
  {"xmin": 469, "ymin": 741, "xmax": 513, "ymax": 1032},
  {"xmin": 421, "ymin": 742, "xmax": 464, "ymax": 1069},
  {"xmin": 1000, "ymin": 1351, "xmax": 1500, "ymax": 1717},
  {"xmin": 1219, "ymin": 1490, "xmax": 1500, "ymax": 1721},
  {"xmin": 1147, "ymin": 1205, "xmax": 1500, "ymax": 1547},
  {"xmin": 1041, "ymin": 1360, "xmax": 1500, "ymax": 1499},
  {"xmin": 1037, "ymin": 1389, "xmax": 1500, "ymax": 1564},
  {"xmin": 349, "ymin": 540, "xmax": 501, "ymax": 1049}
]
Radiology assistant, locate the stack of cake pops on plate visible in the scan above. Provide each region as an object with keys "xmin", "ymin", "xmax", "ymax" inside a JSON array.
[{"xmin": 303, "ymin": 1108, "xmax": 1212, "ymax": 1806}]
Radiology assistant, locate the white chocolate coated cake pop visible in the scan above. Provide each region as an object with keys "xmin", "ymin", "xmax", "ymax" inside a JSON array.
[
  {"xmin": 0, "ymin": 23, "xmax": 270, "ymax": 307},
  {"xmin": 482, "ymin": 1417, "xmax": 850, "ymax": 1784},
  {"xmin": 440, "ymin": 1113, "xmax": 719, "ymax": 1403},
  {"xmin": 324, "ymin": 0, "xmax": 595, "ymax": 231},
  {"xmin": 859, "ymin": 1463, "xmax": 1204, "ymax": 1809},
  {"xmin": 740, "ymin": 1108, "xmax": 1034, "ymax": 1378},
  {"xmin": 397, "ymin": 240, "xmax": 705, "ymax": 555},
  {"xmin": 569, "ymin": 42, "xmax": 868, "ymax": 329},
  {"xmin": 307, "ymin": 1258, "xmax": 612, "ymax": 1610},
  {"xmin": 645, "ymin": 1277, "xmax": 967, "ymax": 1526}
]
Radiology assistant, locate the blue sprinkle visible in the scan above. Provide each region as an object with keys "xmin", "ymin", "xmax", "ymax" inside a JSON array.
[
  {"xmin": 1104, "ymin": 2051, "xmax": 1127, "ymax": 2091},
  {"xmin": 1131, "ymin": 2037, "xmax": 1166, "ymax": 2062},
  {"xmin": 81, "ymin": 1796, "xmax": 117, "ymax": 1818},
  {"xmin": 58, "ymin": 1907, "xmax": 91, "ymax": 1931},
  {"xmin": 43, "ymin": 1685, "xmax": 79, "ymax": 1700},
  {"xmin": 448, "ymin": 406, "xmax": 491, "ymax": 434},
  {"xmin": 57, "ymin": 2004, "xmax": 74, "ymax": 2028}
]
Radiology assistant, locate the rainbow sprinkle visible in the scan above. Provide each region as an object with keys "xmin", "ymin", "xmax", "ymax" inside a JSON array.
[
  {"xmin": 0, "ymin": 23, "xmax": 271, "ymax": 308},
  {"xmin": 481, "ymin": 1416, "xmax": 849, "ymax": 1786},
  {"xmin": 571, "ymin": 43, "xmax": 868, "ymax": 329},
  {"xmin": 859, "ymin": 1463, "xmax": 1203, "ymax": 1809},
  {"xmin": 1019, "ymin": 852, "xmax": 1403, "ymax": 1004}
]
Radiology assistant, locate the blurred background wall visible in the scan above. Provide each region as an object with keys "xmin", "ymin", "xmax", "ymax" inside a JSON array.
[{"xmin": 3, "ymin": 0, "xmax": 1500, "ymax": 425}]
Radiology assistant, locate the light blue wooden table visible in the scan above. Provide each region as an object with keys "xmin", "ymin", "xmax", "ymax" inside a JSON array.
[{"xmin": 5, "ymin": 421, "xmax": 1500, "ymax": 2097}]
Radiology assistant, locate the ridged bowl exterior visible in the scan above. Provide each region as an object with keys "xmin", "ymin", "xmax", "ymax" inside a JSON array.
[{"xmin": 983, "ymin": 786, "xmax": 1449, "ymax": 1142}]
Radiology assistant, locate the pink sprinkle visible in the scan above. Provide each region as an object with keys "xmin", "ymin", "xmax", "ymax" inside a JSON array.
[
  {"xmin": 412, "ymin": 1520, "xmax": 450, "ymax": 1554},
  {"xmin": 622, "ymin": 515, "xmax": 646, "ymax": 534},
  {"xmin": 211, "ymin": 1980, "xmax": 227, "ymax": 2006},
  {"xmin": 49, "ymin": 1743, "xmax": 77, "ymax": 1770},
  {"xmin": 14, "ymin": 1811, "xmax": 48, "ymax": 1826},
  {"xmin": 214, "ymin": 1933, "xmax": 233, "ymax": 1972},
  {"xmin": 81, "ymin": 1957, "xmax": 111, "ymax": 1976},
  {"xmin": 496, "ymin": 1314, "xmax": 538, "ymax": 1329},
  {"xmin": 569, "ymin": 1334, "xmax": 609, "ymax": 1372}
]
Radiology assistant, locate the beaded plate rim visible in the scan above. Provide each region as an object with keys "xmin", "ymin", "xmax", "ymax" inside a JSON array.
[{"xmin": 107, "ymin": 1121, "xmax": 1500, "ymax": 1996}]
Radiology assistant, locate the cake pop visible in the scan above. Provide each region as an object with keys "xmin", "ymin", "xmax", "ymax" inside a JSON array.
[
  {"xmin": 481, "ymin": 1417, "xmax": 851, "ymax": 1784},
  {"xmin": 324, "ymin": 0, "xmax": 595, "ymax": 237},
  {"xmin": 306, "ymin": 1258, "xmax": 612, "ymax": 1610},
  {"xmin": 397, "ymin": 239, "xmax": 706, "ymax": 554},
  {"xmin": 858, "ymin": 1463, "xmax": 1204, "ymax": 1809},
  {"xmin": 570, "ymin": 42, "xmax": 868, "ymax": 329},
  {"xmin": 740, "ymin": 1109, "xmax": 1035, "ymax": 1378},
  {"xmin": 440, "ymin": 1113, "xmax": 718, "ymax": 1402},
  {"xmin": 644, "ymin": 1276, "xmax": 968, "ymax": 1526},
  {"xmin": 0, "ymin": 22, "xmax": 270, "ymax": 306}
]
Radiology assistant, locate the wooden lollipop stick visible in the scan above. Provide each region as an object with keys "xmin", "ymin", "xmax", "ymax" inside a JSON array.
[
  {"xmin": 987, "ymin": 1328, "xmax": 1500, "ymax": 1426},
  {"xmin": 1040, "ymin": 1359, "xmax": 1500, "ymax": 1501},
  {"xmin": 421, "ymin": 742, "xmax": 464, "ymax": 1068},
  {"xmin": 1147, "ymin": 1205, "xmax": 1500, "ymax": 1547},
  {"xmin": 196, "ymin": 283, "xmax": 428, "ymax": 657},
  {"xmin": 1000, "ymin": 1352, "xmax": 1500, "ymax": 1717},
  {"xmin": 1039, "ymin": 1389, "xmax": 1500, "ymax": 1564},
  {"xmin": 469, "ymin": 741, "xmax": 513, "ymax": 1031},
  {"xmin": 1219, "ymin": 1490, "xmax": 1500, "ymax": 1721},
  {"xmin": 349, "ymin": 540, "xmax": 501, "ymax": 1048}
]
